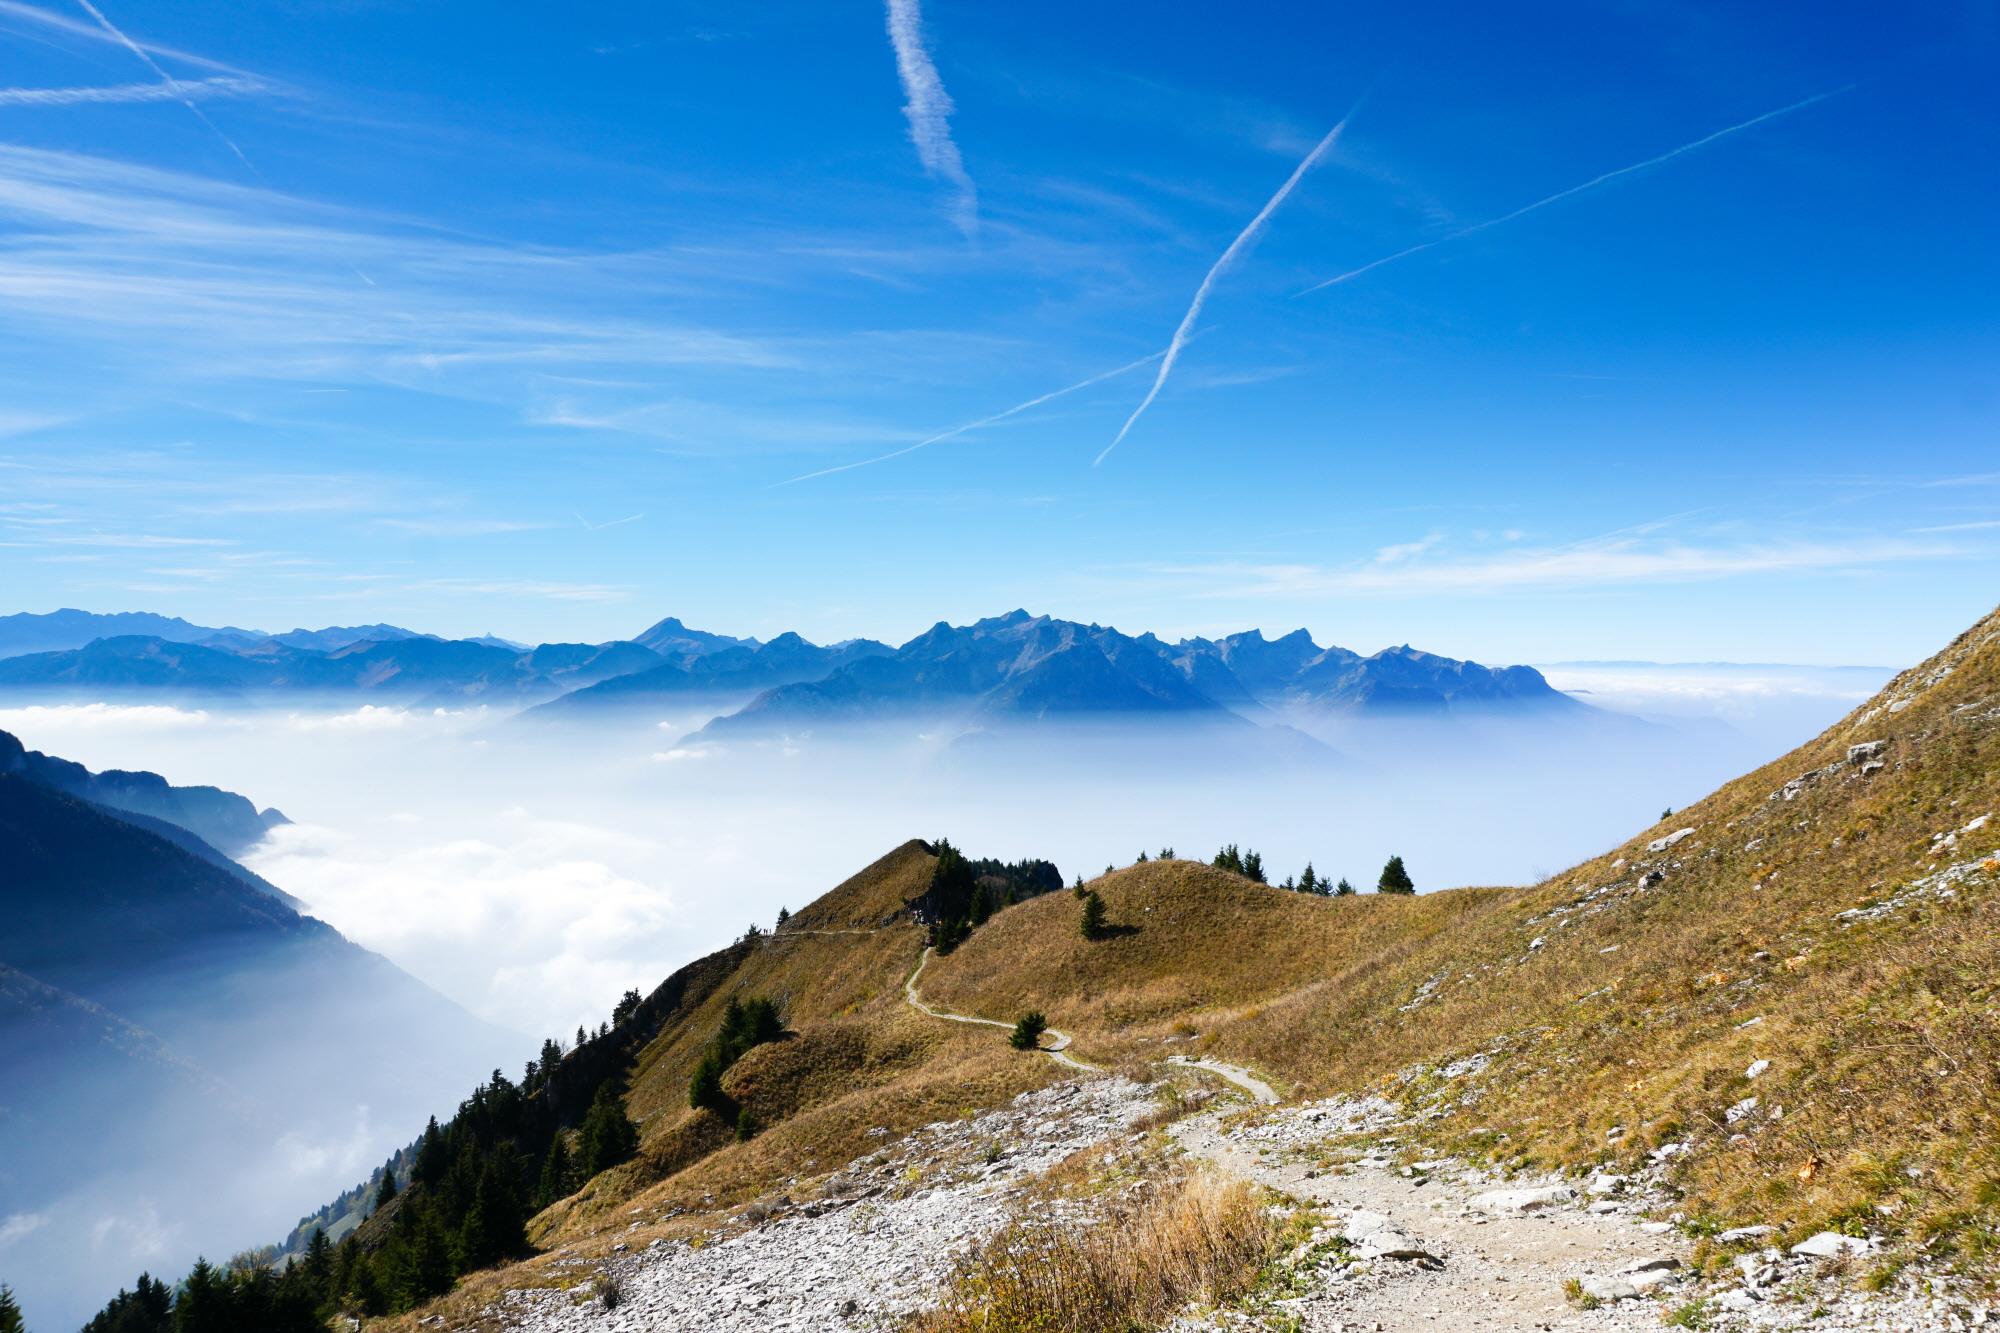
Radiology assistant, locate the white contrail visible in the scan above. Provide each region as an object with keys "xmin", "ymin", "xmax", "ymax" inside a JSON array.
[
  {"xmin": 576, "ymin": 512, "xmax": 644, "ymax": 531},
  {"xmin": 1096, "ymin": 111, "xmax": 1356, "ymax": 466},
  {"xmin": 1299, "ymin": 86, "xmax": 1851, "ymax": 296},
  {"xmin": 779, "ymin": 350, "xmax": 1165, "ymax": 486},
  {"xmin": 70, "ymin": 0, "xmax": 259, "ymax": 174},
  {"xmin": 0, "ymin": 75, "xmax": 257, "ymax": 106},
  {"xmin": 885, "ymin": 0, "xmax": 977, "ymax": 237}
]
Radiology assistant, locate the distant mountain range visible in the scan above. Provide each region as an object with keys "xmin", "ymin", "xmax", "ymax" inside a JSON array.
[
  {"xmin": 694, "ymin": 611, "xmax": 1580, "ymax": 739},
  {"xmin": 0, "ymin": 608, "xmax": 1586, "ymax": 733}
]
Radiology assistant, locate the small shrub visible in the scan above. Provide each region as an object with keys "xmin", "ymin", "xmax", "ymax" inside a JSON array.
[
  {"xmin": 595, "ymin": 1271, "xmax": 624, "ymax": 1309},
  {"xmin": 1011, "ymin": 1011, "xmax": 1049, "ymax": 1050}
]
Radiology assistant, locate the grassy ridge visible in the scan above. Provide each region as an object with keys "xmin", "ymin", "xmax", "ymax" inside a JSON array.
[{"xmin": 930, "ymin": 604, "xmax": 2000, "ymax": 1257}]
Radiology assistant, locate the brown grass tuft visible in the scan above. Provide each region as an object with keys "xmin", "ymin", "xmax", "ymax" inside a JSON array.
[{"xmin": 908, "ymin": 1170, "xmax": 1279, "ymax": 1333}]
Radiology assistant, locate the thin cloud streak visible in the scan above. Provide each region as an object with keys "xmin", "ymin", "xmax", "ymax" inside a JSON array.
[
  {"xmin": 1097, "ymin": 109, "xmax": 1356, "ymax": 466},
  {"xmin": 779, "ymin": 350, "xmax": 1165, "ymax": 485},
  {"xmin": 1300, "ymin": 86, "xmax": 1852, "ymax": 295},
  {"xmin": 70, "ymin": 0, "xmax": 259, "ymax": 174},
  {"xmin": 1138, "ymin": 535, "xmax": 1957, "ymax": 598},
  {"xmin": 576, "ymin": 512, "xmax": 644, "ymax": 531},
  {"xmin": 0, "ymin": 75, "xmax": 260, "ymax": 106},
  {"xmin": 885, "ymin": 0, "xmax": 977, "ymax": 237},
  {"xmin": 0, "ymin": 0, "xmax": 241, "ymax": 72}
]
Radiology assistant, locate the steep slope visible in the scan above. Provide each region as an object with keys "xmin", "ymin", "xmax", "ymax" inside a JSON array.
[
  {"xmin": 0, "ymin": 773, "xmax": 514, "ymax": 1327},
  {"xmin": 928, "ymin": 602, "xmax": 2000, "ymax": 1254},
  {"xmin": 0, "ymin": 726, "xmax": 286, "ymax": 857}
]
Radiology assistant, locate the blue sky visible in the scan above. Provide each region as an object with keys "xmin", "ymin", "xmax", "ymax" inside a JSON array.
[{"xmin": 0, "ymin": 0, "xmax": 1994, "ymax": 664}]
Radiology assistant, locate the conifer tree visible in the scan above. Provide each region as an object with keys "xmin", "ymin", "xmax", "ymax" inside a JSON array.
[
  {"xmin": 1299, "ymin": 862, "xmax": 1319, "ymax": 894},
  {"xmin": 414, "ymin": 1115, "xmax": 448, "ymax": 1186},
  {"xmin": 0, "ymin": 1285, "xmax": 23, "ymax": 1333},
  {"xmin": 1080, "ymin": 889, "xmax": 1106, "ymax": 940},
  {"xmin": 581, "ymin": 1084, "xmax": 640, "ymax": 1173},
  {"xmin": 374, "ymin": 1159, "xmax": 398, "ymax": 1211},
  {"xmin": 1377, "ymin": 855, "xmax": 1415, "ymax": 894},
  {"xmin": 1335, "ymin": 877, "xmax": 1356, "ymax": 896},
  {"xmin": 776, "ymin": 905, "xmax": 790, "ymax": 927},
  {"xmin": 537, "ymin": 1132, "xmax": 574, "ymax": 1208},
  {"xmin": 174, "ymin": 1259, "xmax": 225, "ymax": 1332},
  {"xmin": 1243, "ymin": 850, "xmax": 1266, "ymax": 883},
  {"xmin": 302, "ymin": 1226, "xmax": 333, "ymax": 1299}
]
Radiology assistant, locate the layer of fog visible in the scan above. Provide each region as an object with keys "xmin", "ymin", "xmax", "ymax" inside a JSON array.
[
  {"xmin": 0, "ymin": 670, "xmax": 1877, "ymax": 1323},
  {"xmin": 1536, "ymin": 661, "xmax": 1893, "ymax": 753}
]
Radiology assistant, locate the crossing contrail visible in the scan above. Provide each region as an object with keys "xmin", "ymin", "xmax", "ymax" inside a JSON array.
[
  {"xmin": 71, "ymin": 0, "xmax": 259, "ymax": 174},
  {"xmin": 779, "ymin": 350, "xmax": 1166, "ymax": 486},
  {"xmin": 1097, "ymin": 110, "xmax": 1357, "ymax": 466},
  {"xmin": 1299, "ymin": 86, "xmax": 1851, "ymax": 296}
]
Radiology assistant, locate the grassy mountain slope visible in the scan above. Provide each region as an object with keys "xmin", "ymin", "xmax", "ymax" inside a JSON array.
[
  {"xmin": 929, "ymin": 602, "xmax": 2000, "ymax": 1255},
  {"xmin": 386, "ymin": 842, "xmax": 1064, "ymax": 1321},
  {"xmin": 379, "ymin": 604, "xmax": 1997, "ymax": 1324}
]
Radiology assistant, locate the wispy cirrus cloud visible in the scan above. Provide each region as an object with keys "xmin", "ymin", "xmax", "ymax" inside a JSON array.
[
  {"xmin": 885, "ymin": 0, "xmax": 977, "ymax": 237},
  {"xmin": 0, "ymin": 74, "xmax": 262, "ymax": 107},
  {"xmin": 781, "ymin": 349, "xmax": 1164, "ymax": 485},
  {"xmin": 1300, "ymin": 86, "xmax": 1851, "ymax": 295},
  {"xmin": 1135, "ymin": 533, "xmax": 1963, "ymax": 599},
  {"xmin": 0, "ymin": 0, "xmax": 241, "ymax": 72},
  {"xmin": 1098, "ymin": 108, "xmax": 1356, "ymax": 464}
]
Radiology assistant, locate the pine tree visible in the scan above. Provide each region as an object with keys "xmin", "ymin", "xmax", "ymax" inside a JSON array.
[
  {"xmin": 613, "ymin": 988, "xmax": 642, "ymax": 1026},
  {"xmin": 1299, "ymin": 862, "xmax": 1319, "ymax": 894},
  {"xmin": 0, "ymin": 1285, "xmax": 23, "ymax": 1333},
  {"xmin": 1335, "ymin": 877, "xmax": 1355, "ymax": 896},
  {"xmin": 1080, "ymin": 889, "xmax": 1106, "ymax": 940},
  {"xmin": 414, "ymin": 1115, "xmax": 448, "ymax": 1186},
  {"xmin": 776, "ymin": 905, "xmax": 790, "ymax": 927},
  {"xmin": 1072, "ymin": 875, "xmax": 1085, "ymax": 897},
  {"xmin": 350, "ymin": 1256, "xmax": 388, "ymax": 1316},
  {"xmin": 302, "ymin": 1226, "xmax": 334, "ymax": 1301},
  {"xmin": 1136, "ymin": 850, "xmax": 1149, "ymax": 862},
  {"xmin": 537, "ymin": 1132, "xmax": 575, "ymax": 1208},
  {"xmin": 1159, "ymin": 847, "xmax": 1174, "ymax": 859},
  {"xmin": 1212, "ymin": 844, "xmax": 1243, "ymax": 874},
  {"xmin": 374, "ymin": 1158, "xmax": 399, "ymax": 1211},
  {"xmin": 406, "ymin": 1210, "xmax": 455, "ymax": 1300},
  {"xmin": 1010, "ymin": 1011, "xmax": 1047, "ymax": 1049},
  {"xmin": 174, "ymin": 1259, "xmax": 225, "ymax": 1333},
  {"xmin": 581, "ymin": 1084, "xmax": 640, "ymax": 1172},
  {"xmin": 1377, "ymin": 855, "xmax": 1415, "ymax": 895},
  {"xmin": 1242, "ymin": 850, "xmax": 1266, "ymax": 883}
]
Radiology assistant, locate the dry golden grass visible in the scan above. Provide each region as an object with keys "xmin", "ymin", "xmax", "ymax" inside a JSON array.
[
  {"xmin": 927, "ymin": 605, "xmax": 2000, "ymax": 1259},
  {"xmin": 908, "ymin": 1168, "xmax": 1279, "ymax": 1333}
]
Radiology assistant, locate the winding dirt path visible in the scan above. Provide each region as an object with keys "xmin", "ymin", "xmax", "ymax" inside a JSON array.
[
  {"xmin": 903, "ymin": 947, "xmax": 1101, "ymax": 1072},
  {"xmin": 1164, "ymin": 1053, "xmax": 1279, "ymax": 1104}
]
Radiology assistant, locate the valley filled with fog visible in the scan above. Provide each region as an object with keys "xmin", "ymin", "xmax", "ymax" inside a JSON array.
[{"xmin": 1, "ymin": 660, "xmax": 1887, "ymax": 1044}]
